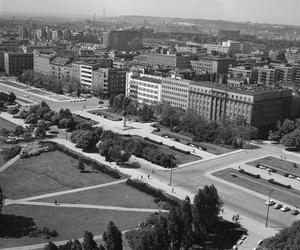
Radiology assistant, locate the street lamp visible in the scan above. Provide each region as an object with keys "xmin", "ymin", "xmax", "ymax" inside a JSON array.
[
  {"xmin": 169, "ymin": 155, "xmax": 174, "ymax": 186},
  {"xmin": 265, "ymin": 189, "xmax": 274, "ymax": 227}
]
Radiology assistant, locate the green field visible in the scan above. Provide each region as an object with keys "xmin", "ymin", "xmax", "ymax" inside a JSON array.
[
  {"xmin": 0, "ymin": 117, "xmax": 17, "ymax": 131},
  {"xmin": 36, "ymin": 183, "xmax": 159, "ymax": 209},
  {"xmin": 213, "ymin": 168, "xmax": 300, "ymax": 208},
  {"xmin": 0, "ymin": 151, "xmax": 117, "ymax": 199},
  {"xmin": 247, "ymin": 156, "xmax": 300, "ymax": 177},
  {"xmin": 1, "ymin": 204, "xmax": 150, "ymax": 249}
]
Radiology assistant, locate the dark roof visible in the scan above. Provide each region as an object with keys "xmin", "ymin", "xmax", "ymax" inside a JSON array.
[
  {"xmin": 50, "ymin": 57, "xmax": 70, "ymax": 66},
  {"xmin": 135, "ymin": 76, "xmax": 161, "ymax": 84}
]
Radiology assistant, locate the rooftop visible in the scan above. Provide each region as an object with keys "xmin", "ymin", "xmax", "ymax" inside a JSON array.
[
  {"xmin": 132, "ymin": 75, "xmax": 161, "ymax": 84},
  {"xmin": 50, "ymin": 56, "xmax": 70, "ymax": 66}
]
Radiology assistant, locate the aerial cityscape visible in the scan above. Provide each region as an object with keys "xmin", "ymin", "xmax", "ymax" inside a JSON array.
[{"xmin": 0, "ymin": 0, "xmax": 300, "ymax": 249}]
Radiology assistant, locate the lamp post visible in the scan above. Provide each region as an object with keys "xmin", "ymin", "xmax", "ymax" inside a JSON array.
[
  {"xmin": 169, "ymin": 155, "xmax": 174, "ymax": 186},
  {"xmin": 265, "ymin": 189, "xmax": 274, "ymax": 227}
]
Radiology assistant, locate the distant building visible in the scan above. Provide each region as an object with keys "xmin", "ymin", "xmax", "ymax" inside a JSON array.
[
  {"xmin": 253, "ymin": 66, "xmax": 278, "ymax": 86},
  {"xmin": 270, "ymin": 63, "xmax": 293, "ymax": 84},
  {"xmin": 292, "ymin": 63, "xmax": 300, "ymax": 84},
  {"xmin": 36, "ymin": 29, "xmax": 47, "ymax": 40},
  {"xmin": 92, "ymin": 68, "xmax": 127, "ymax": 98},
  {"xmin": 103, "ymin": 30, "xmax": 143, "ymax": 51},
  {"xmin": 4, "ymin": 52, "xmax": 33, "ymax": 76},
  {"xmin": 161, "ymin": 75, "xmax": 190, "ymax": 109},
  {"xmin": 175, "ymin": 43, "xmax": 207, "ymax": 55},
  {"xmin": 79, "ymin": 62, "xmax": 100, "ymax": 87},
  {"xmin": 188, "ymin": 82, "xmax": 292, "ymax": 128},
  {"xmin": 19, "ymin": 27, "xmax": 30, "ymax": 39},
  {"xmin": 191, "ymin": 57, "xmax": 235, "ymax": 74},
  {"xmin": 203, "ymin": 40, "xmax": 241, "ymax": 55},
  {"xmin": 126, "ymin": 72, "xmax": 162, "ymax": 105},
  {"xmin": 133, "ymin": 53, "xmax": 194, "ymax": 69},
  {"xmin": 218, "ymin": 30, "xmax": 240, "ymax": 40}
]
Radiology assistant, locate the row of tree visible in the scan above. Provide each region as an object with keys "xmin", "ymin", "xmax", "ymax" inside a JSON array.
[
  {"xmin": 269, "ymin": 118, "xmax": 300, "ymax": 149},
  {"xmin": 126, "ymin": 185, "xmax": 223, "ymax": 250},
  {"xmin": 17, "ymin": 70, "xmax": 81, "ymax": 96},
  {"xmin": 44, "ymin": 221, "xmax": 122, "ymax": 250}
]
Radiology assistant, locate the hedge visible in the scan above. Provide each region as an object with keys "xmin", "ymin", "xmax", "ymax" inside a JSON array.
[
  {"xmin": 144, "ymin": 137, "xmax": 163, "ymax": 145},
  {"xmin": 268, "ymin": 179, "xmax": 292, "ymax": 189},
  {"xmin": 238, "ymin": 169, "xmax": 260, "ymax": 179},
  {"xmin": 126, "ymin": 178, "xmax": 181, "ymax": 207},
  {"xmin": 169, "ymin": 146, "xmax": 190, "ymax": 155},
  {"xmin": 41, "ymin": 141, "xmax": 124, "ymax": 179}
]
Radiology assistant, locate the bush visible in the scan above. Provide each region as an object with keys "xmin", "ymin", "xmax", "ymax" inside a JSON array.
[
  {"xmin": 3, "ymin": 145, "xmax": 22, "ymax": 161},
  {"xmin": 268, "ymin": 179, "xmax": 292, "ymax": 189},
  {"xmin": 238, "ymin": 169, "xmax": 260, "ymax": 179},
  {"xmin": 20, "ymin": 144, "xmax": 55, "ymax": 158},
  {"xmin": 144, "ymin": 137, "xmax": 163, "ymax": 145},
  {"xmin": 126, "ymin": 179, "xmax": 181, "ymax": 207},
  {"xmin": 50, "ymin": 229, "xmax": 58, "ymax": 237},
  {"xmin": 8, "ymin": 106, "xmax": 19, "ymax": 115}
]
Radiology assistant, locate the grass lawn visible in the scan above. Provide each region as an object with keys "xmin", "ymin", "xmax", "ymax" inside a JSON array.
[
  {"xmin": 1, "ymin": 204, "xmax": 152, "ymax": 248},
  {"xmin": 247, "ymin": 156, "xmax": 300, "ymax": 177},
  {"xmin": 0, "ymin": 151, "xmax": 117, "ymax": 199},
  {"xmin": 213, "ymin": 168, "xmax": 300, "ymax": 208},
  {"xmin": 128, "ymin": 135, "xmax": 201, "ymax": 165},
  {"xmin": 35, "ymin": 183, "xmax": 159, "ymax": 209},
  {"xmin": 0, "ymin": 117, "xmax": 17, "ymax": 130},
  {"xmin": 153, "ymin": 125, "xmax": 236, "ymax": 155}
]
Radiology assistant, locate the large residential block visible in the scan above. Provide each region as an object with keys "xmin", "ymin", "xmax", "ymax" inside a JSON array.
[
  {"xmin": 191, "ymin": 56, "xmax": 235, "ymax": 74},
  {"xmin": 4, "ymin": 52, "xmax": 33, "ymax": 76}
]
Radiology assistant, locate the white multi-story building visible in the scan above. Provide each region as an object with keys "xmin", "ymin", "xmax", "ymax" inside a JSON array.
[
  {"xmin": 79, "ymin": 63, "xmax": 100, "ymax": 87},
  {"xmin": 126, "ymin": 72, "xmax": 162, "ymax": 105}
]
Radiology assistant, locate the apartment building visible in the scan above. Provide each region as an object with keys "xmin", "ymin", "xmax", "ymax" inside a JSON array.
[
  {"xmin": 92, "ymin": 68, "xmax": 127, "ymax": 98},
  {"xmin": 161, "ymin": 76, "xmax": 190, "ymax": 109},
  {"xmin": 203, "ymin": 40, "xmax": 241, "ymax": 55},
  {"xmin": 33, "ymin": 51, "xmax": 55, "ymax": 75},
  {"xmin": 4, "ymin": 52, "xmax": 33, "ymax": 76},
  {"xmin": 253, "ymin": 66, "xmax": 278, "ymax": 86},
  {"xmin": 270, "ymin": 63, "xmax": 293, "ymax": 84},
  {"xmin": 50, "ymin": 57, "xmax": 71, "ymax": 80},
  {"xmin": 80, "ymin": 63, "xmax": 100, "ymax": 87},
  {"xmin": 188, "ymin": 82, "xmax": 292, "ymax": 128},
  {"xmin": 126, "ymin": 72, "xmax": 162, "ymax": 105}
]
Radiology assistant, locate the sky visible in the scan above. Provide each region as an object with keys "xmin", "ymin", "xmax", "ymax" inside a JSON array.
[{"xmin": 0, "ymin": 0, "xmax": 300, "ymax": 26}]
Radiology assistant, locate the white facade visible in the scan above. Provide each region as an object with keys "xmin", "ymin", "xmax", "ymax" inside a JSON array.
[
  {"xmin": 126, "ymin": 72, "xmax": 162, "ymax": 105},
  {"xmin": 80, "ymin": 64, "xmax": 93, "ymax": 87}
]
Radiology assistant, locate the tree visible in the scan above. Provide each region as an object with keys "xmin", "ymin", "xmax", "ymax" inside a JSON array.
[
  {"xmin": 103, "ymin": 221, "xmax": 123, "ymax": 250},
  {"xmin": 59, "ymin": 118, "xmax": 75, "ymax": 130},
  {"xmin": 168, "ymin": 207, "xmax": 183, "ymax": 250},
  {"xmin": 76, "ymin": 88, "xmax": 81, "ymax": 98},
  {"xmin": 44, "ymin": 241, "xmax": 58, "ymax": 250},
  {"xmin": 193, "ymin": 185, "xmax": 223, "ymax": 242},
  {"xmin": 76, "ymin": 131, "xmax": 97, "ymax": 151},
  {"xmin": 8, "ymin": 92, "xmax": 16, "ymax": 103},
  {"xmin": 25, "ymin": 113, "xmax": 38, "ymax": 124},
  {"xmin": 14, "ymin": 125, "xmax": 25, "ymax": 136},
  {"xmin": 261, "ymin": 221, "xmax": 300, "ymax": 249},
  {"xmin": 181, "ymin": 196, "xmax": 194, "ymax": 249},
  {"xmin": 76, "ymin": 122, "xmax": 92, "ymax": 131},
  {"xmin": 152, "ymin": 215, "xmax": 170, "ymax": 250},
  {"xmin": 82, "ymin": 231, "xmax": 98, "ymax": 250},
  {"xmin": 281, "ymin": 129, "xmax": 300, "ymax": 149},
  {"xmin": 0, "ymin": 186, "xmax": 4, "ymax": 214}
]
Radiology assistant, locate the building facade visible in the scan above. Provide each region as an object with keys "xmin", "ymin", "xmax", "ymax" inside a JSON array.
[
  {"xmin": 191, "ymin": 57, "xmax": 235, "ymax": 74},
  {"xmin": 4, "ymin": 53, "xmax": 33, "ymax": 76},
  {"xmin": 33, "ymin": 52, "xmax": 55, "ymax": 75},
  {"xmin": 126, "ymin": 72, "xmax": 162, "ymax": 105},
  {"xmin": 161, "ymin": 76, "xmax": 190, "ymax": 109},
  {"xmin": 92, "ymin": 68, "xmax": 127, "ymax": 98},
  {"xmin": 188, "ymin": 82, "xmax": 292, "ymax": 128},
  {"xmin": 253, "ymin": 66, "xmax": 278, "ymax": 86},
  {"xmin": 50, "ymin": 57, "xmax": 72, "ymax": 80}
]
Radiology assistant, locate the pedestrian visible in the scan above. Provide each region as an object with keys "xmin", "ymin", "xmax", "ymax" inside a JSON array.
[
  {"xmin": 148, "ymin": 174, "xmax": 150, "ymax": 179},
  {"xmin": 141, "ymin": 175, "xmax": 143, "ymax": 179},
  {"xmin": 193, "ymin": 149, "xmax": 195, "ymax": 153},
  {"xmin": 284, "ymin": 156, "xmax": 286, "ymax": 160},
  {"xmin": 55, "ymin": 200, "xmax": 57, "ymax": 205},
  {"xmin": 152, "ymin": 169, "xmax": 154, "ymax": 174},
  {"xmin": 172, "ymin": 187, "xmax": 174, "ymax": 192},
  {"xmin": 232, "ymin": 215, "xmax": 235, "ymax": 221},
  {"xmin": 221, "ymin": 208, "xmax": 224, "ymax": 214}
]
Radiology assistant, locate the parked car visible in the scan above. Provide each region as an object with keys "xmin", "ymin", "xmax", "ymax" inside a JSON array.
[
  {"xmin": 288, "ymin": 174, "xmax": 295, "ymax": 179},
  {"xmin": 291, "ymin": 209, "xmax": 299, "ymax": 215},
  {"xmin": 265, "ymin": 200, "xmax": 275, "ymax": 206},
  {"xmin": 296, "ymin": 177, "xmax": 300, "ymax": 181},
  {"xmin": 274, "ymin": 203, "xmax": 283, "ymax": 209},
  {"xmin": 280, "ymin": 206, "xmax": 290, "ymax": 212}
]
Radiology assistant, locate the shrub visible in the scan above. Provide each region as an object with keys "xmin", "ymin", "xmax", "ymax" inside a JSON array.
[
  {"xmin": 20, "ymin": 144, "xmax": 55, "ymax": 158},
  {"xmin": 8, "ymin": 106, "xmax": 19, "ymax": 115},
  {"xmin": 268, "ymin": 179, "xmax": 292, "ymax": 189},
  {"xmin": 238, "ymin": 169, "xmax": 260, "ymax": 179},
  {"xmin": 126, "ymin": 179, "xmax": 181, "ymax": 207},
  {"xmin": 50, "ymin": 229, "xmax": 58, "ymax": 237},
  {"xmin": 2, "ymin": 145, "xmax": 21, "ymax": 161},
  {"xmin": 284, "ymin": 173, "xmax": 289, "ymax": 177}
]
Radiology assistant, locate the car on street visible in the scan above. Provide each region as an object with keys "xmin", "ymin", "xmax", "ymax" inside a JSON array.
[
  {"xmin": 288, "ymin": 174, "xmax": 295, "ymax": 179},
  {"xmin": 265, "ymin": 200, "xmax": 275, "ymax": 206},
  {"xmin": 280, "ymin": 206, "xmax": 291, "ymax": 212},
  {"xmin": 274, "ymin": 203, "xmax": 283, "ymax": 209},
  {"xmin": 291, "ymin": 209, "xmax": 299, "ymax": 215},
  {"xmin": 296, "ymin": 177, "xmax": 300, "ymax": 181}
]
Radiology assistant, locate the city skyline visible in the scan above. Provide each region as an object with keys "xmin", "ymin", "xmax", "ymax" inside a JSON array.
[{"xmin": 0, "ymin": 0, "xmax": 300, "ymax": 26}]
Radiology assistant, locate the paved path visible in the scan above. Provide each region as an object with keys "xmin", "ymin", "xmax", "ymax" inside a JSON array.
[
  {"xmin": 4, "ymin": 179, "xmax": 127, "ymax": 203},
  {"xmin": 0, "ymin": 155, "xmax": 20, "ymax": 173},
  {"xmin": 5, "ymin": 200, "xmax": 169, "ymax": 213}
]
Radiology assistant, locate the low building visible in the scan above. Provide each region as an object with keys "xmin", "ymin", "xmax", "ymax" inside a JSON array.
[
  {"xmin": 191, "ymin": 57, "xmax": 235, "ymax": 74},
  {"xmin": 92, "ymin": 68, "xmax": 127, "ymax": 98},
  {"xmin": 33, "ymin": 51, "xmax": 55, "ymax": 75},
  {"xmin": 126, "ymin": 72, "xmax": 162, "ymax": 105},
  {"xmin": 4, "ymin": 52, "xmax": 33, "ymax": 76},
  {"xmin": 80, "ymin": 62, "xmax": 100, "ymax": 87},
  {"xmin": 50, "ymin": 57, "xmax": 72, "ymax": 80},
  {"xmin": 188, "ymin": 82, "xmax": 292, "ymax": 128}
]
